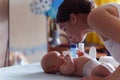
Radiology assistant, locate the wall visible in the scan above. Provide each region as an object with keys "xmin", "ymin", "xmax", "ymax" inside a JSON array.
[
  {"xmin": 10, "ymin": 0, "xmax": 47, "ymax": 63},
  {"xmin": 0, "ymin": 0, "xmax": 8, "ymax": 67}
]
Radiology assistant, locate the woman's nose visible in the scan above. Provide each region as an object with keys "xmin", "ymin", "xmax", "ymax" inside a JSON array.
[{"xmin": 69, "ymin": 36, "xmax": 72, "ymax": 39}]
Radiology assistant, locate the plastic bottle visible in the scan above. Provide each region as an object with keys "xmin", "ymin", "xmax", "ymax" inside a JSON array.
[
  {"xmin": 70, "ymin": 43, "xmax": 78, "ymax": 58},
  {"xmin": 89, "ymin": 47, "xmax": 97, "ymax": 59},
  {"xmin": 78, "ymin": 43, "xmax": 85, "ymax": 56}
]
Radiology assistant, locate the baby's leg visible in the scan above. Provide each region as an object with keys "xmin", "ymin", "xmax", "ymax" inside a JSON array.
[{"xmin": 91, "ymin": 63, "xmax": 115, "ymax": 77}]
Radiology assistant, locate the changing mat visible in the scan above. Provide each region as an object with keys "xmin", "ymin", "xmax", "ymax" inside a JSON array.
[{"xmin": 0, "ymin": 63, "xmax": 80, "ymax": 80}]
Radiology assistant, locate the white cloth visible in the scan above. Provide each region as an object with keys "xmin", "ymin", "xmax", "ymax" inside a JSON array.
[
  {"xmin": 99, "ymin": 56, "xmax": 119, "ymax": 68},
  {"xmin": 0, "ymin": 63, "xmax": 80, "ymax": 80},
  {"xmin": 82, "ymin": 59, "xmax": 115, "ymax": 77},
  {"xmin": 104, "ymin": 40, "xmax": 120, "ymax": 64},
  {"xmin": 83, "ymin": 59, "xmax": 100, "ymax": 77},
  {"xmin": 103, "ymin": 3, "xmax": 120, "ymax": 64},
  {"xmin": 101, "ymin": 63, "xmax": 115, "ymax": 73}
]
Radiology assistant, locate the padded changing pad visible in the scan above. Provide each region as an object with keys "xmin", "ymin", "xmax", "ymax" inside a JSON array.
[{"xmin": 0, "ymin": 63, "xmax": 80, "ymax": 80}]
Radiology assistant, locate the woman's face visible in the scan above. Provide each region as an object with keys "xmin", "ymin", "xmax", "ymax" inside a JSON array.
[{"xmin": 58, "ymin": 20, "xmax": 89, "ymax": 43}]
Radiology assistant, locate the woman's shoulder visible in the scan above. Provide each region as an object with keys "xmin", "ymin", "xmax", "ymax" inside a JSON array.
[
  {"xmin": 88, "ymin": 3, "xmax": 118, "ymax": 20},
  {"xmin": 87, "ymin": 4, "xmax": 118, "ymax": 27}
]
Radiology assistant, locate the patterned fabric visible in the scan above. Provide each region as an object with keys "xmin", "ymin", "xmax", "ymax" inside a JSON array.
[{"xmin": 30, "ymin": 0, "xmax": 52, "ymax": 15}]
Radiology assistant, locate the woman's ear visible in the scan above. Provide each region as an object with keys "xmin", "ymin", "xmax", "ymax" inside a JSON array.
[{"xmin": 70, "ymin": 13, "xmax": 77, "ymax": 24}]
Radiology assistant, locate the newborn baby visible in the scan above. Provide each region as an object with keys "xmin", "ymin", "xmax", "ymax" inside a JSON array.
[{"xmin": 41, "ymin": 51, "xmax": 115, "ymax": 77}]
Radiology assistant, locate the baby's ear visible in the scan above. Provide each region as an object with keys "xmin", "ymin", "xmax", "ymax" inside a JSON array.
[{"xmin": 52, "ymin": 64, "xmax": 57, "ymax": 69}]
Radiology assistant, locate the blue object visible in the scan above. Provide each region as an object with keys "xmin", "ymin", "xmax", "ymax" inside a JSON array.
[
  {"xmin": 70, "ymin": 43, "xmax": 78, "ymax": 58},
  {"xmin": 52, "ymin": 0, "xmax": 63, "ymax": 8},
  {"xmin": 47, "ymin": 7, "xmax": 58, "ymax": 19},
  {"xmin": 44, "ymin": 0, "xmax": 63, "ymax": 19}
]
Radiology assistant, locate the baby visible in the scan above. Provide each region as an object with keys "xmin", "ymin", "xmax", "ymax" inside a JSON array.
[{"xmin": 41, "ymin": 51, "xmax": 115, "ymax": 77}]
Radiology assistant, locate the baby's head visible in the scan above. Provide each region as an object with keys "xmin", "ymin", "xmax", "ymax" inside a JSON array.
[{"xmin": 41, "ymin": 51, "xmax": 65, "ymax": 73}]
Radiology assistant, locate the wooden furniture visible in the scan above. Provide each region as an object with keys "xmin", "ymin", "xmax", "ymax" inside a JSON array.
[{"xmin": 48, "ymin": 44, "xmax": 69, "ymax": 53}]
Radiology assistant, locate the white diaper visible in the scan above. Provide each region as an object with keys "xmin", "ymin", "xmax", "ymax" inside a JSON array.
[
  {"xmin": 82, "ymin": 59, "xmax": 115, "ymax": 77},
  {"xmin": 101, "ymin": 63, "xmax": 115, "ymax": 73},
  {"xmin": 83, "ymin": 59, "xmax": 100, "ymax": 77}
]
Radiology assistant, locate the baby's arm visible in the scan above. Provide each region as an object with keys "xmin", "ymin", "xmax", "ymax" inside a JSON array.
[{"xmin": 60, "ymin": 54, "xmax": 75, "ymax": 75}]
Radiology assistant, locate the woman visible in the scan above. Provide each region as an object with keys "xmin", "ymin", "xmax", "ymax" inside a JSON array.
[{"xmin": 56, "ymin": 0, "xmax": 120, "ymax": 80}]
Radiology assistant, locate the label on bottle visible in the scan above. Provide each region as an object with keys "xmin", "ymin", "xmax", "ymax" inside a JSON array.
[{"xmin": 70, "ymin": 43, "xmax": 78, "ymax": 58}]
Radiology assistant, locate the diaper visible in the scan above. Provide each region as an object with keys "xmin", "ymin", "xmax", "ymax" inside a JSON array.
[
  {"xmin": 101, "ymin": 63, "xmax": 115, "ymax": 73},
  {"xmin": 99, "ymin": 56, "xmax": 119, "ymax": 68},
  {"xmin": 83, "ymin": 59, "xmax": 100, "ymax": 77}
]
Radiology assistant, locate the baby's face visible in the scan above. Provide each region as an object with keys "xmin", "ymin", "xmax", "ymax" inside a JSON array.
[{"xmin": 48, "ymin": 51, "xmax": 65, "ymax": 72}]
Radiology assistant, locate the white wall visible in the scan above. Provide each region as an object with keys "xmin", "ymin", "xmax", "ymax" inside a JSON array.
[{"xmin": 10, "ymin": 0, "xmax": 48, "ymax": 63}]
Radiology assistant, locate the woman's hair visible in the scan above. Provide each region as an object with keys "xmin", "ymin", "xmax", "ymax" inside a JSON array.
[{"xmin": 56, "ymin": 0, "xmax": 95, "ymax": 23}]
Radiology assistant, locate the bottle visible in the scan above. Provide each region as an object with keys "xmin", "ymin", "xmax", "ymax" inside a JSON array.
[
  {"xmin": 89, "ymin": 47, "xmax": 97, "ymax": 59},
  {"xmin": 77, "ymin": 43, "xmax": 85, "ymax": 56},
  {"xmin": 70, "ymin": 43, "xmax": 78, "ymax": 58}
]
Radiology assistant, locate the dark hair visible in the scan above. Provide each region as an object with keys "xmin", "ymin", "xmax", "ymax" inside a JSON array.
[{"xmin": 56, "ymin": 0, "xmax": 95, "ymax": 23}]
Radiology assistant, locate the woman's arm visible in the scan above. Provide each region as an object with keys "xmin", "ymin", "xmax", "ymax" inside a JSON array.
[
  {"xmin": 87, "ymin": 5, "xmax": 120, "ymax": 44},
  {"xmin": 59, "ymin": 54, "xmax": 75, "ymax": 75}
]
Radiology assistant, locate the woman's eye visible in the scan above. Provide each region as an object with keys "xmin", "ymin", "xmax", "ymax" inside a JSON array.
[
  {"xmin": 60, "ymin": 26, "xmax": 67, "ymax": 32},
  {"xmin": 63, "ymin": 28, "xmax": 66, "ymax": 32},
  {"xmin": 59, "ymin": 26, "xmax": 63, "ymax": 30}
]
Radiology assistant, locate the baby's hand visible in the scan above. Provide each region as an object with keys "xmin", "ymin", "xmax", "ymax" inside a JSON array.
[
  {"xmin": 65, "ymin": 54, "xmax": 70, "ymax": 59},
  {"xmin": 60, "ymin": 53, "xmax": 75, "ymax": 75},
  {"xmin": 64, "ymin": 54, "xmax": 72, "ymax": 62}
]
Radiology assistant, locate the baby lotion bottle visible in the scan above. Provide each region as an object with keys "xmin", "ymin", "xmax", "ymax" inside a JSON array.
[{"xmin": 70, "ymin": 43, "xmax": 78, "ymax": 58}]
